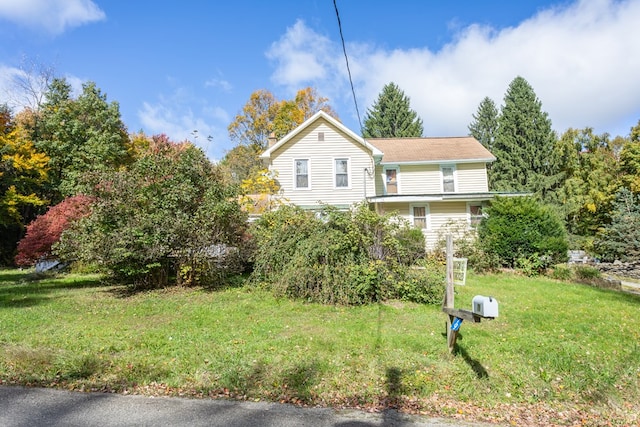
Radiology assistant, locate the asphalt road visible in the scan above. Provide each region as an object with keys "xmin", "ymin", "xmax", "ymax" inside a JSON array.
[{"xmin": 0, "ymin": 386, "xmax": 495, "ymax": 427}]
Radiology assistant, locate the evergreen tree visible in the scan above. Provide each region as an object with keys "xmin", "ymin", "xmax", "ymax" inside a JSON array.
[
  {"xmin": 490, "ymin": 76, "xmax": 559, "ymax": 198},
  {"xmin": 468, "ymin": 96, "xmax": 498, "ymax": 152},
  {"xmin": 594, "ymin": 187, "xmax": 640, "ymax": 262},
  {"xmin": 362, "ymin": 82, "xmax": 423, "ymax": 138}
]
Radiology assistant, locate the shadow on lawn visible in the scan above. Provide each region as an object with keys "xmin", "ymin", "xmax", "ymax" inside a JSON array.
[
  {"xmin": 454, "ymin": 344, "xmax": 489, "ymax": 379},
  {"xmin": 0, "ymin": 271, "xmax": 105, "ymax": 309}
]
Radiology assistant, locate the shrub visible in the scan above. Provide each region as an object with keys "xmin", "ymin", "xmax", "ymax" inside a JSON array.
[
  {"xmin": 548, "ymin": 264, "xmax": 573, "ymax": 281},
  {"xmin": 478, "ymin": 196, "xmax": 568, "ymax": 269},
  {"xmin": 574, "ymin": 265, "xmax": 601, "ymax": 281},
  {"xmin": 250, "ymin": 203, "xmax": 436, "ymax": 305},
  {"xmin": 15, "ymin": 195, "xmax": 94, "ymax": 266},
  {"xmin": 56, "ymin": 142, "xmax": 247, "ymax": 287},
  {"xmin": 433, "ymin": 220, "xmax": 500, "ymax": 273},
  {"xmin": 394, "ymin": 258, "xmax": 445, "ymax": 304}
]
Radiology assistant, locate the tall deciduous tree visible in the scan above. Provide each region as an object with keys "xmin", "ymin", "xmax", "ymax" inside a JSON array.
[
  {"xmin": 362, "ymin": 82, "xmax": 423, "ymax": 138},
  {"xmin": 555, "ymin": 128, "xmax": 620, "ymax": 237},
  {"xmin": 0, "ymin": 104, "xmax": 49, "ymax": 264},
  {"xmin": 32, "ymin": 78, "xmax": 130, "ymax": 202},
  {"xmin": 490, "ymin": 76, "xmax": 559, "ymax": 197},
  {"xmin": 468, "ymin": 96, "xmax": 498, "ymax": 152},
  {"xmin": 223, "ymin": 87, "xmax": 338, "ymax": 184}
]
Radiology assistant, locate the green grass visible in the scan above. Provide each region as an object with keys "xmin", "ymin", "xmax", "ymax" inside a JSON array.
[{"xmin": 1, "ymin": 269, "xmax": 638, "ymax": 425}]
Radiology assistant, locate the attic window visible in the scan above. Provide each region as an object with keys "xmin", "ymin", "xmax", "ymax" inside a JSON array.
[{"xmin": 318, "ymin": 132, "xmax": 324, "ymax": 141}]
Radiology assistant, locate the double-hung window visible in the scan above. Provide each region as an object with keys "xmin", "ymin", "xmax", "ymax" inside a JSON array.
[
  {"xmin": 295, "ymin": 159, "xmax": 309, "ymax": 189},
  {"xmin": 335, "ymin": 158, "xmax": 349, "ymax": 188},
  {"xmin": 441, "ymin": 165, "xmax": 456, "ymax": 193},
  {"xmin": 410, "ymin": 204, "xmax": 430, "ymax": 230},
  {"xmin": 385, "ymin": 168, "xmax": 398, "ymax": 194},
  {"xmin": 468, "ymin": 203, "xmax": 484, "ymax": 228}
]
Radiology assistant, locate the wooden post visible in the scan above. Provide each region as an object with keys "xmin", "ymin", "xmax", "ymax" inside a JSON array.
[{"xmin": 445, "ymin": 235, "xmax": 458, "ymax": 353}]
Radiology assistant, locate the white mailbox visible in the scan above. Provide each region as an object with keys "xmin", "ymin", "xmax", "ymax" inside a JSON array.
[{"xmin": 472, "ymin": 295, "xmax": 498, "ymax": 318}]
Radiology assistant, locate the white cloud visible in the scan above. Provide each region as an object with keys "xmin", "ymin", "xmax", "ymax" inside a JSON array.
[
  {"xmin": 0, "ymin": 0, "xmax": 105, "ymax": 35},
  {"xmin": 267, "ymin": 0, "xmax": 640, "ymax": 138},
  {"xmin": 0, "ymin": 65, "xmax": 26, "ymax": 109},
  {"xmin": 266, "ymin": 20, "xmax": 335, "ymax": 88},
  {"xmin": 205, "ymin": 78, "xmax": 233, "ymax": 93},
  {"xmin": 137, "ymin": 88, "xmax": 230, "ymax": 161}
]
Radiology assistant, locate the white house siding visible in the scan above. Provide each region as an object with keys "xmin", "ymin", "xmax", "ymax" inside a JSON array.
[
  {"xmin": 429, "ymin": 201, "xmax": 468, "ymax": 243},
  {"xmin": 373, "ymin": 202, "xmax": 410, "ymax": 217},
  {"xmin": 456, "ymin": 163, "xmax": 489, "ymax": 193},
  {"xmin": 375, "ymin": 201, "xmax": 469, "ymax": 249},
  {"xmin": 395, "ymin": 165, "xmax": 441, "ymax": 194},
  {"xmin": 269, "ymin": 119, "xmax": 376, "ymax": 208}
]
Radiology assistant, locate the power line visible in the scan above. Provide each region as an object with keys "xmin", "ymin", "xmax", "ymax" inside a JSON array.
[{"xmin": 333, "ymin": 0, "xmax": 364, "ymax": 136}]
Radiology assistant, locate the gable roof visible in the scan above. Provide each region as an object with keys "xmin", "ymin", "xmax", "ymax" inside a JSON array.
[
  {"xmin": 260, "ymin": 110, "xmax": 383, "ymax": 159},
  {"xmin": 367, "ymin": 137, "xmax": 496, "ymax": 165}
]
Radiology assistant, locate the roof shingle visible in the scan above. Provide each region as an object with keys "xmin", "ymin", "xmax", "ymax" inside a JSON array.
[{"xmin": 367, "ymin": 137, "xmax": 495, "ymax": 163}]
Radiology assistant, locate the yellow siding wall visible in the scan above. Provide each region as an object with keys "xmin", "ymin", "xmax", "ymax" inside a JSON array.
[
  {"xmin": 456, "ymin": 163, "xmax": 489, "ymax": 193},
  {"xmin": 375, "ymin": 162, "xmax": 488, "ymax": 196},
  {"xmin": 376, "ymin": 201, "xmax": 469, "ymax": 249},
  {"xmin": 269, "ymin": 119, "xmax": 376, "ymax": 207}
]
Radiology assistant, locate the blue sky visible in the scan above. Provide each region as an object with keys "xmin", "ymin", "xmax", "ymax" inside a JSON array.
[{"xmin": 1, "ymin": 0, "xmax": 639, "ymax": 160}]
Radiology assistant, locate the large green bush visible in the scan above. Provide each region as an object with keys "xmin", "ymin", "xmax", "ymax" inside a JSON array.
[
  {"xmin": 478, "ymin": 196, "xmax": 568, "ymax": 269},
  {"xmin": 250, "ymin": 203, "xmax": 442, "ymax": 305},
  {"xmin": 56, "ymin": 141, "xmax": 247, "ymax": 287}
]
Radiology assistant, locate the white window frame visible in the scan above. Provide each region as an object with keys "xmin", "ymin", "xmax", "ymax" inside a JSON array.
[
  {"xmin": 409, "ymin": 203, "xmax": 431, "ymax": 230},
  {"xmin": 383, "ymin": 165, "xmax": 400, "ymax": 195},
  {"xmin": 293, "ymin": 159, "xmax": 311, "ymax": 190},
  {"xmin": 333, "ymin": 157, "xmax": 351, "ymax": 189},
  {"xmin": 441, "ymin": 164, "xmax": 457, "ymax": 193}
]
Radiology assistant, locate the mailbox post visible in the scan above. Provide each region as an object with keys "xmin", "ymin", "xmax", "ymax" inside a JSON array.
[{"xmin": 441, "ymin": 235, "xmax": 498, "ymax": 353}]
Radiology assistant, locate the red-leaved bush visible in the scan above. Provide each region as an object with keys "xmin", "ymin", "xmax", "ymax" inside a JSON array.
[{"xmin": 15, "ymin": 195, "xmax": 94, "ymax": 266}]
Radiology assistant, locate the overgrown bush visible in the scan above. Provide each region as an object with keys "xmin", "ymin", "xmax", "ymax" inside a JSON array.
[
  {"xmin": 394, "ymin": 258, "xmax": 445, "ymax": 304},
  {"xmin": 15, "ymin": 195, "xmax": 94, "ymax": 266},
  {"xmin": 250, "ymin": 203, "xmax": 441, "ymax": 305},
  {"xmin": 478, "ymin": 196, "xmax": 568, "ymax": 269},
  {"xmin": 548, "ymin": 264, "xmax": 573, "ymax": 281},
  {"xmin": 56, "ymin": 141, "xmax": 247, "ymax": 287},
  {"xmin": 573, "ymin": 264, "xmax": 601, "ymax": 281},
  {"xmin": 433, "ymin": 220, "xmax": 500, "ymax": 273}
]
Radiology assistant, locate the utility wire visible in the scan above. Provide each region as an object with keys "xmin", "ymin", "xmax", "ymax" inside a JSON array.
[{"xmin": 333, "ymin": 0, "xmax": 364, "ymax": 136}]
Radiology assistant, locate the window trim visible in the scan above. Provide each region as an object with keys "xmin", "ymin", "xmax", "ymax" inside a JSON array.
[
  {"xmin": 409, "ymin": 203, "xmax": 431, "ymax": 230},
  {"xmin": 467, "ymin": 202, "xmax": 485, "ymax": 229},
  {"xmin": 383, "ymin": 165, "xmax": 400, "ymax": 195},
  {"xmin": 293, "ymin": 158, "xmax": 311, "ymax": 190},
  {"xmin": 333, "ymin": 157, "xmax": 351, "ymax": 189},
  {"xmin": 440, "ymin": 164, "xmax": 457, "ymax": 193}
]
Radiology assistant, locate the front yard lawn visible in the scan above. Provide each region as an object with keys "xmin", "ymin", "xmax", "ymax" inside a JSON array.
[{"xmin": 0, "ymin": 269, "xmax": 638, "ymax": 426}]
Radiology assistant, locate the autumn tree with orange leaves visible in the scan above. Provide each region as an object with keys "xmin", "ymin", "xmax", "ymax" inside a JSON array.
[{"xmin": 222, "ymin": 87, "xmax": 338, "ymax": 185}]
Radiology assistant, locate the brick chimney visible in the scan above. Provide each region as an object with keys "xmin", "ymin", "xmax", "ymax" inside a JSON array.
[{"xmin": 268, "ymin": 132, "xmax": 277, "ymax": 147}]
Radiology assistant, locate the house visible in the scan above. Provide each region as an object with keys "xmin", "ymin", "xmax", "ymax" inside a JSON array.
[{"xmin": 260, "ymin": 110, "xmax": 499, "ymax": 248}]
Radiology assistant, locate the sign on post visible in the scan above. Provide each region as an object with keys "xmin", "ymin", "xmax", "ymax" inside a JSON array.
[{"xmin": 453, "ymin": 257, "xmax": 467, "ymax": 286}]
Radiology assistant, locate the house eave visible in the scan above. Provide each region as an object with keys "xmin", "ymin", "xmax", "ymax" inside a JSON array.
[
  {"xmin": 379, "ymin": 157, "xmax": 496, "ymax": 166},
  {"xmin": 367, "ymin": 191, "xmax": 524, "ymax": 203}
]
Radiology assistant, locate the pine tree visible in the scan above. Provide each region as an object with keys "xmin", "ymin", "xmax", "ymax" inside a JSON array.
[
  {"xmin": 490, "ymin": 76, "xmax": 559, "ymax": 197},
  {"xmin": 468, "ymin": 96, "xmax": 498, "ymax": 152},
  {"xmin": 362, "ymin": 82, "xmax": 423, "ymax": 138}
]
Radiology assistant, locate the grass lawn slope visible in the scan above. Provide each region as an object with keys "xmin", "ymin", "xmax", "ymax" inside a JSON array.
[{"xmin": 1, "ymin": 269, "xmax": 638, "ymax": 426}]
